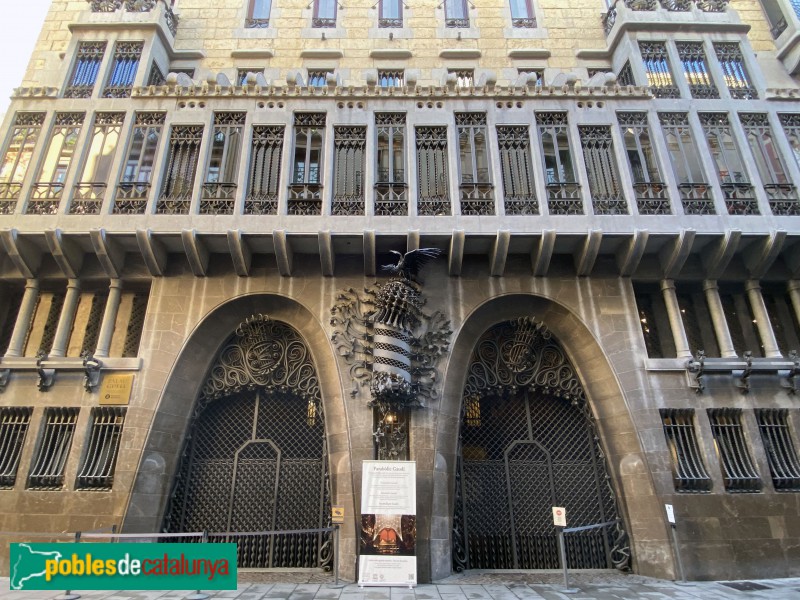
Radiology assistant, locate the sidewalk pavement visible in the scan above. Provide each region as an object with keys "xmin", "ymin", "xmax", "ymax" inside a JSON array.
[{"xmin": 3, "ymin": 571, "xmax": 800, "ymax": 600}]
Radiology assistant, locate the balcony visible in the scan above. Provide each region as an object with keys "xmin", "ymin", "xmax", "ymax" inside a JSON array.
[
  {"xmin": 772, "ymin": 1, "xmax": 800, "ymax": 74},
  {"xmin": 75, "ymin": 0, "xmax": 178, "ymax": 40}
]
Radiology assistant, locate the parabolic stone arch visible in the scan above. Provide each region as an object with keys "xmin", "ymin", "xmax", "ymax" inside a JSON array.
[
  {"xmin": 123, "ymin": 294, "xmax": 354, "ymax": 575},
  {"xmin": 429, "ymin": 294, "xmax": 673, "ymax": 581}
]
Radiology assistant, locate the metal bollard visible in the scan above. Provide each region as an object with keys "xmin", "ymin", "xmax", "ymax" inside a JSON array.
[
  {"xmin": 186, "ymin": 531, "xmax": 211, "ymax": 600},
  {"xmin": 56, "ymin": 531, "xmax": 81, "ymax": 600},
  {"xmin": 558, "ymin": 529, "xmax": 578, "ymax": 594}
]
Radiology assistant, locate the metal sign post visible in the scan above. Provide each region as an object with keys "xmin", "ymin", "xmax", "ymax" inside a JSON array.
[
  {"xmin": 331, "ymin": 506, "xmax": 344, "ymax": 588},
  {"xmin": 553, "ymin": 507, "xmax": 578, "ymax": 594},
  {"xmin": 665, "ymin": 504, "xmax": 689, "ymax": 585}
]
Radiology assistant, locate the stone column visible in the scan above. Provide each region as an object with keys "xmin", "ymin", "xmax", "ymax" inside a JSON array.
[
  {"xmin": 4, "ymin": 279, "xmax": 39, "ymax": 357},
  {"xmin": 94, "ymin": 279, "xmax": 122, "ymax": 358},
  {"xmin": 703, "ymin": 280, "xmax": 737, "ymax": 358},
  {"xmin": 661, "ymin": 279, "xmax": 692, "ymax": 359},
  {"xmin": 49, "ymin": 279, "xmax": 81, "ymax": 358},
  {"xmin": 746, "ymin": 280, "xmax": 781, "ymax": 358},
  {"xmin": 788, "ymin": 281, "xmax": 800, "ymax": 335}
]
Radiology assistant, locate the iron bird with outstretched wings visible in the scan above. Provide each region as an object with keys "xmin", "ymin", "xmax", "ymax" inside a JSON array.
[{"xmin": 381, "ymin": 248, "xmax": 443, "ymax": 283}]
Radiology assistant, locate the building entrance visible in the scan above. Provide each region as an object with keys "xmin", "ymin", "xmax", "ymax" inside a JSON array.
[{"xmin": 452, "ymin": 318, "xmax": 629, "ymax": 571}]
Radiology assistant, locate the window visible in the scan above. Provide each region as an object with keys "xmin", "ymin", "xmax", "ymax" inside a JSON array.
[
  {"xmin": 71, "ymin": 112, "xmax": 124, "ymax": 215},
  {"xmin": 718, "ymin": 284, "xmax": 764, "ymax": 357},
  {"xmin": 201, "ymin": 112, "xmax": 245, "ymax": 215},
  {"xmin": 64, "ymin": 41, "xmax": 106, "ymax": 98},
  {"xmin": 616, "ymin": 61, "xmax": 635, "ymax": 87},
  {"xmin": 0, "ymin": 112, "xmax": 45, "ymax": 212},
  {"xmin": 115, "ymin": 112, "xmax": 166, "ymax": 214},
  {"xmin": 378, "ymin": 70, "xmax": 404, "ymax": 87},
  {"xmin": 246, "ymin": 125, "xmax": 285, "ymax": 215},
  {"xmin": 638, "ymin": 42, "xmax": 679, "ymax": 98},
  {"xmin": 449, "ymin": 68, "xmax": 474, "ymax": 88},
  {"xmin": 103, "ymin": 41, "xmax": 143, "ymax": 98},
  {"xmin": 0, "ymin": 407, "xmax": 32, "ymax": 488},
  {"xmin": 379, "ymin": 0, "xmax": 402, "ymax": 27},
  {"xmin": 27, "ymin": 113, "xmax": 84, "ymax": 215},
  {"xmin": 246, "ymin": 0, "xmax": 272, "ymax": 27},
  {"xmin": 375, "ymin": 113, "xmax": 407, "ymax": 216},
  {"xmin": 740, "ymin": 113, "xmax": 798, "ymax": 215},
  {"xmin": 714, "ymin": 43, "xmax": 756, "ymax": 100},
  {"xmin": 699, "ymin": 113, "xmax": 757, "ymax": 215},
  {"xmin": 537, "ymin": 112, "xmax": 581, "ymax": 214},
  {"xmin": 755, "ymin": 409, "xmax": 800, "ymax": 491},
  {"xmin": 157, "ymin": 125, "xmax": 204, "ymax": 214},
  {"xmin": 676, "ymin": 41, "xmax": 719, "ymax": 99},
  {"xmin": 634, "ymin": 284, "xmax": 676, "ymax": 358},
  {"xmin": 677, "ymin": 286, "xmax": 720, "ymax": 357},
  {"xmin": 28, "ymin": 407, "xmax": 79, "ymax": 489},
  {"xmin": 76, "ymin": 407, "xmax": 125, "ymax": 490},
  {"xmin": 332, "ymin": 126, "xmax": 366, "ymax": 215},
  {"xmin": 313, "ymin": 0, "xmax": 337, "ymax": 28},
  {"xmin": 497, "ymin": 125, "xmax": 537, "ymax": 215},
  {"xmin": 579, "ymin": 125, "xmax": 627, "ymax": 215},
  {"xmin": 308, "ymin": 69, "xmax": 332, "ymax": 87},
  {"xmin": 707, "ymin": 409, "xmax": 761, "ymax": 493},
  {"xmin": 762, "ymin": 285, "xmax": 800, "ymax": 356},
  {"xmin": 758, "ymin": 0, "xmax": 789, "ymax": 39},
  {"xmin": 444, "ymin": 0, "xmax": 469, "ymax": 27},
  {"xmin": 617, "ymin": 112, "xmax": 669, "ymax": 215},
  {"xmin": 456, "ymin": 113, "xmax": 493, "ymax": 216},
  {"xmin": 148, "ymin": 62, "xmax": 165, "ymax": 86},
  {"xmin": 660, "ymin": 408, "xmax": 712, "ymax": 493},
  {"xmin": 36, "ymin": 293, "xmax": 65, "ymax": 356},
  {"xmin": 510, "ymin": 0, "xmax": 536, "ymax": 27},
  {"xmin": 416, "ymin": 126, "xmax": 450, "ymax": 216},
  {"xmin": 122, "ymin": 292, "xmax": 148, "ymax": 357},
  {"xmin": 658, "ymin": 112, "xmax": 713, "ymax": 215},
  {"xmin": 290, "ymin": 113, "xmax": 325, "ymax": 215}
]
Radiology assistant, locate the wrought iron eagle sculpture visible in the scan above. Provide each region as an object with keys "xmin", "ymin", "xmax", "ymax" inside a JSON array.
[{"xmin": 381, "ymin": 248, "xmax": 443, "ymax": 282}]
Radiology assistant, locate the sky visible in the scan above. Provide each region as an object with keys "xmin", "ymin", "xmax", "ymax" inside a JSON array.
[{"xmin": 0, "ymin": 0, "xmax": 52, "ymax": 119}]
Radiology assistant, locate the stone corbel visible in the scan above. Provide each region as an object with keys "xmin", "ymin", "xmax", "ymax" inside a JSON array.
[{"xmin": 36, "ymin": 352, "xmax": 55, "ymax": 392}]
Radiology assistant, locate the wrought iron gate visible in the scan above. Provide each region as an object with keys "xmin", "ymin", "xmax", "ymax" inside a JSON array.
[
  {"xmin": 163, "ymin": 315, "xmax": 332, "ymax": 569},
  {"xmin": 452, "ymin": 318, "xmax": 629, "ymax": 571}
]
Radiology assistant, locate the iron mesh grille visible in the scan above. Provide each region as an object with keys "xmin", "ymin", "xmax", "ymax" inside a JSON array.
[
  {"xmin": 0, "ymin": 290, "xmax": 23, "ymax": 355},
  {"xmin": 122, "ymin": 293, "xmax": 148, "ymax": 357},
  {"xmin": 38, "ymin": 294, "xmax": 65, "ymax": 355},
  {"xmin": 76, "ymin": 407, "xmax": 125, "ymax": 489},
  {"xmin": 28, "ymin": 407, "xmax": 79, "ymax": 489},
  {"xmin": 0, "ymin": 407, "xmax": 33, "ymax": 488},
  {"xmin": 81, "ymin": 293, "xmax": 107, "ymax": 356}
]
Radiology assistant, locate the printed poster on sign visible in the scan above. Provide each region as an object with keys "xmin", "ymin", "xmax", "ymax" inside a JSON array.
[{"xmin": 358, "ymin": 460, "xmax": 416, "ymax": 587}]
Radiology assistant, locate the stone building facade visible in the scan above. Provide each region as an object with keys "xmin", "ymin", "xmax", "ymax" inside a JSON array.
[{"xmin": 1, "ymin": 0, "xmax": 800, "ymax": 584}]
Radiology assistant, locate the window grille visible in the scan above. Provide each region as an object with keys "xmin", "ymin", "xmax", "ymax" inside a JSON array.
[
  {"xmin": 307, "ymin": 70, "xmax": 332, "ymax": 87},
  {"xmin": 122, "ymin": 292, "xmax": 148, "ymax": 358},
  {"xmin": 449, "ymin": 69, "xmax": 474, "ymax": 88},
  {"xmin": 444, "ymin": 0, "xmax": 469, "ymax": 27},
  {"xmin": 71, "ymin": 112, "xmax": 125, "ymax": 215},
  {"xmin": 762, "ymin": 286, "xmax": 800, "ymax": 355},
  {"xmin": 65, "ymin": 41, "xmax": 106, "ymax": 98},
  {"xmin": 660, "ymin": 408, "xmax": 712, "ymax": 493},
  {"xmin": 38, "ymin": 294, "xmax": 65, "ymax": 356},
  {"xmin": 416, "ymin": 126, "xmax": 450, "ymax": 216},
  {"xmin": 375, "ymin": 113, "xmax": 407, "ymax": 216},
  {"xmin": 148, "ymin": 62, "xmax": 166, "ymax": 86},
  {"xmin": 662, "ymin": 0, "xmax": 692, "ymax": 10},
  {"xmin": 699, "ymin": 113, "xmax": 757, "ymax": 215},
  {"xmin": 103, "ymin": 41, "xmax": 143, "ymax": 98},
  {"xmin": 332, "ymin": 126, "xmax": 366, "ymax": 215},
  {"xmin": 537, "ymin": 112, "xmax": 581, "ymax": 214},
  {"xmin": 157, "ymin": 125, "xmax": 204, "ymax": 214},
  {"xmin": 378, "ymin": 70, "xmax": 404, "ymax": 87},
  {"xmin": 617, "ymin": 112, "xmax": 669, "ymax": 215},
  {"xmin": 714, "ymin": 43, "xmax": 756, "ymax": 100},
  {"xmin": 379, "ymin": 0, "xmax": 402, "ymax": 27},
  {"xmin": 510, "ymin": 0, "xmax": 536, "ymax": 27},
  {"xmin": 28, "ymin": 407, "xmax": 79, "ymax": 489},
  {"xmin": 115, "ymin": 112, "xmax": 165, "ymax": 214},
  {"xmin": 676, "ymin": 41, "xmax": 719, "ymax": 99},
  {"xmin": 77, "ymin": 292, "xmax": 107, "ymax": 357},
  {"xmin": 579, "ymin": 125, "xmax": 627, "ymax": 215},
  {"xmin": 497, "ymin": 125, "xmax": 537, "ymax": 215},
  {"xmin": 246, "ymin": 0, "xmax": 271, "ymax": 27},
  {"xmin": 707, "ymin": 409, "xmax": 761, "ymax": 492},
  {"xmin": 246, "ymin": 125, "xmax": 284, "ymax": 215},
  {"xmin": 616, "ymin": 61, "xmax": 635, "ymax": 87},
  {"xmin": 0, "ymin": 112, "xmax": 45, "ymax": 213},
  {"xmin": 201, "ymin": 112, "xmax": 245, "ymax": 215},
  {"xmin": 756, "ymin": 409, "xmax": 800, "ymax": 491},
  {"xmin": 456, "ymin": 113, "xmax": 493, "ymax": 216},
  {"xmin": 290, "ymin": 113, "xmax": 325, "ymax": 215},
  {"xmin": 0, "ymin": 407, "xmax": 32, "ymax": 488},
  {"xmin": 312, "ymin": 0, "xmax": 337, "ymax": 27},
  {"xmin": 76, "ymin": 407, "xmax": 126, "ymax": 489},
  {"xmin": 740, "ymin": 113, "xmax": 799, "ymax": 216},
  {"xmin": 658, "ymin": 112, "xmax": 714, "ymax": 214},
  {"xmin": 719, "ymin": 287, "xmax": 763, "ymax": 357},
  {"xmin": 634, "ymin": 285, "xmax": 676, "ymax": 358},
  {"xmin": 0, "ymin": 290, "xmax": 23, "ymax": 355},
  {"xmin": 27, "ymin": 113, "xmax": 85, "ymax": 215},
  {"xmin": 638, "ymin": 42, "xmax": 679, "ymax": 98},
  {"xmin": 464, "ymin": 395, "xmax": 480, "ymax": 427}
]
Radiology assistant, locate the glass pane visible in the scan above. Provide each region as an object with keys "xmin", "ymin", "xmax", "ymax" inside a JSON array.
[
  {"xmin": 510, "ymin": 0, "xmax": 530, "ymax": 19},
  {"xmin": 252, "ymin": 0, "xmax": 271, "ymax": 19},
  {"xmin": 446, "ymin": 0, "xmax": 467, "ymax": 20},
  {"xmin": 206, "ymin": 131, "xmax": 226, "ymax": 183},
  {"xmin": 139, "ymin": 129, "xmax": 160, "ymax": 182},
  {"xmin": 309, "ymin": 130, "xmax": 322, "ymax": 183},
  {"xmin": 39, "ymin": 130, "xmax": 66, "ymax": 182},
  {"xmin": 0, "ymin": 130, "xmax": 25, "ymax": 183},
  {"xmin": 123, "ymin": 129, "xmax": 145, "ymax": 182}
]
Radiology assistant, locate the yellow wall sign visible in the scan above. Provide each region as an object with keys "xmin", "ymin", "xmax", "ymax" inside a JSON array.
[
  {"xmin": 99, "ymin": 373, "xmax": 135, "ymax": 405},
  {"xmin": 331, "ymin": 506, "xmax": 345, "ymax": 524}
]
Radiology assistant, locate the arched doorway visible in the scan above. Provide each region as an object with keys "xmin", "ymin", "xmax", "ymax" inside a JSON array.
[
  {"xmin": 452, "ymin": 318, "xmax": 629, "ymax": 571},
  {"xmin": 162, "ymin": 314, "xmax": 332, "ymax": 569}
]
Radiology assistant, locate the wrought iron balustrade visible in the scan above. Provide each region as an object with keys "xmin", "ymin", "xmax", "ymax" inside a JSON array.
[
  {"xmin": 88, "ymin": 0, "xmax": 179, "ymax": 36},
  {"xmin": 660, "ymin": 0, "xmax": 691, "ymax": 10},
  {"xmin": 378, "ymin": 17, "xmax": 402, "ymax": 27},
  {"xmin": 678, "ymin": 182, "xmax": 715, "ymax": 214},
  {"xmin": 602, "ymin": 6, "xmax": 617, "ymax": 35},
  {"xmin": 512, "ymin": 17, "xmax": 537, "ymax": 28},
  {"xmin": 200, "ymin": 183, "xmax": 236, "ymax": 214},
  {"xmin": 245, "ymin": 18, "xmax": 270, "ymax": 28},
  {"xmin": 633, "ymin": 182, "xmax": 671, "ymax": 214},
  {"xmin": 445, "ymin": 17, "xmax": 470, "ymax": 28},
  {"xmin": 374, "ymin": 182, "xmax": 408, "ymax": 215},
  {"xmin": 70, "ymin": 183, "xmax": 107, "ymax": 214},
  {"xmin": 156, "ymin": 194, "xmax": 191, "ymax": 214},
  {"xmin": 103, "ymin": 85, "xmax": 134, "ymax": 98},
  {"xmin": 64, "ymin": 85, "xmax": 95, "ymax": 99},
  {"xmin": 695, "ymin": 0, "xmax": 729, "ymax": 11},
  {"xmin": 245, "ymin": 192, "xmax": 279, "ymax": 215},
  {"xmin": 592, "ymin": 194, "xmax": 629, "ymax": 215},
  {"xmin": 312, "ymin": 17, "xmax": 336, "ymax": 28},
  {"xmin": 288, "ymin": 184, "xmax": 322, "ymax": 215},
  {"xmin": 504, "ymin": 194, "xmax": 539, "ymax": 215},
  {"xmin": 30, "ymin": 182, "xmax": 65, "ymax": 201},
  {"xmin": 418, "ymin": 194, "xmax": 450, "ymax": 216},
  {"xmin": 0, "ymin": 183, "xmax": 23, "ymax": 200},
  {"xmin": 113, "ymin": 182, "xmax": 150, "ymax": 214},
  {"xmin": 765, "ymin": 183, "xmax": 800, "ymax": 215},
  {"xmin": 0, "ymin": 200, "xmax": 17, "ymax": 215},
  {"xmin": 720, "ymin": 183, "xmax": 759, "ymax": 215},
  {"xmin": 459, "ymin": 183, "xmax": 494, "ymax": 216},
  {"xmin": 546, "ymin": 182, "xmax": 583, "ymax": 215}
]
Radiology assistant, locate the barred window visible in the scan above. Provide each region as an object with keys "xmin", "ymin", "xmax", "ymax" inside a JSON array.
[
  {"xmin": 37, "ymin": 293, "xmax": 65, "ymax": 356},
  {"xmin": 0, "ymin": 407, "xmax": 33, "ymax": 488},
  {"xmin": 157, "ymin": 125, "xmax": 204, "ymax": 214},
  {"xmin": 308, "ymin": 69, "xmax": 332, "ymax": 87},
  {"xmin": 375, "ymin": 113, "xmax": 407, "ymax": 216},
  {"xmin": 449, "ymin": 69, "xmax": 474, "ymax": 88},
  {"xmin": 28, "ymin": 113, "xmax": 85, "ymax": 214},
  {"xmin": 497, "ymin": 125, "xmax": 537, "ymax": 215},
  {"xmin": 617, "ymin": 61, "xmax": 635, "ymax": 87},
  {"xmin": 148, "ymin": 62, "xmax": 165, "ymax": 86},
  {"xmin": 103, "ymin": 41, "xmax": 143, "ymax": 98},
  {"xmin": 201, "ymin": 112, "xmax": 245, "ymax": 214},
  {"xmin": 246, "ymin": 0, "xmax": 271, "ymax": 27},
  {"xmin": 510, "ymin": 0, "xmax": 536, "ymax": 28},
  {"xmin": 246, "ymin": 125, "xmax": 284, "ymax": 215},
  {"xmin": 707, "ymin": 409, "xmax": 761, "ymax": 493},
  {"xmin": 416, "ymin": 126, "xmax": 450, "ymax": 216},
  {"xmin": 714, "ymin": 43, "xmax": 757, "ymax": 100},
  {"xmin": 444, "ymin": 0, "xmax": 469, "ymax": 27},
  {"xmin": 378, "ymin": 70, "xmax": 404, "ymax": 87},
  {"xmin": 661, "ymin": 408, "xmax": 712, "ymax": 493},
  {"xmin": 313, "ymin": 0, "xmax": 337, "ymax": 27},
  {"xmin": 756, "ymin": 409, "xmax": 800, "ymax": 491},
  {"xmin": 579, "ymin": 125, "xmax": 627, "ymax": 215},
  {"xmin": 537, "ymin": 112, "xmax": 581, "ymax": 214},
  {"xmin": 64, "ymin": 41, "xmax": 106, "ymax": 98},
  {"xmin": 72, "ymin": 112, "xmax": 125, "ymax": 215},
  {"xmin": 634, "ymin": 284, "xmax": 676, "ymax": 358},
  {"xmin": 76, "ymin": 407, "xmax": 126, "ymax": 490},
  {"xmin": 638, "ymin": 42, "xmax": 679, "ymax": 98},
  {"xmin": 115, "ymin": 112, "xmax": 166, "ymax": 214},
  {"xmin": 676, "ymin": 41, "xmax": 719, "ymax": 99},
  {"xmin": 700, "ymin": 113, "xmax": 757, "ymax": 215},
  {"xmin": 0, "ymin": 113, "xmax": 45, "ymax": 207},
  {"xmin": 28, "ymin": 408, "xmax": 79, "ymax": 490},
  {"xmin": 379, "ymin": 0, "xmax": 402, "ymax": 27},
  {"xmin": 332, "ymin": 126, "xmax": 366, "ymax": 216},
  {"xmin": 659, "ymin": 112, "xmax": 713, "ymax": 215}
]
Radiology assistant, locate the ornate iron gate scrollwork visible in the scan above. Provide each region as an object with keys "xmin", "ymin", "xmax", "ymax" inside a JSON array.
[
  {"xmin": 163, "ymin": 315, "xmax": 333, "ymax": 569},
  {"xmin": 452, "ymin": 318, "xmax": 630, "ymax": 571}
]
